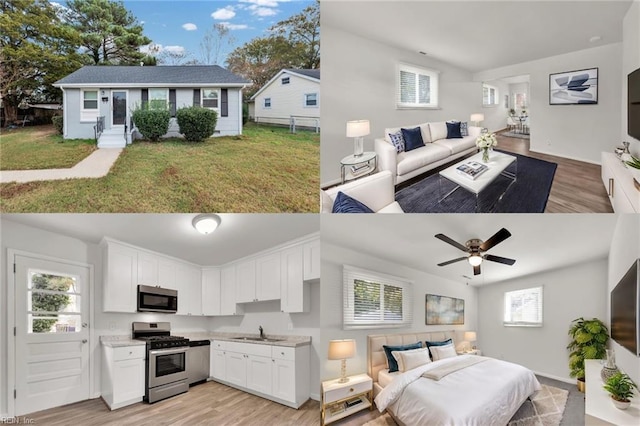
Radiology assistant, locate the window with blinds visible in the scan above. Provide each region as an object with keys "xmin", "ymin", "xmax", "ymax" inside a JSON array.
[
  {"xmin": 343, "ymin": 265, "xmax": 413, "ymax": 330},
  {"xmin": 397, "ymin": 63, "xmax": 439, "ymax": 109},
  {"xmin": 483, "ymin": 83, "xmax": 498, "ymax": 106},
  {"xmin": 504, "ymin": 286, "xmax": 543, "ymax": 327}
]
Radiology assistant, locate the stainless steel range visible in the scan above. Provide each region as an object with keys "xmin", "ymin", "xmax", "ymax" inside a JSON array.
[{"xmin": 132, "ymin": 322, "xmax": 189, "ymax": 403}]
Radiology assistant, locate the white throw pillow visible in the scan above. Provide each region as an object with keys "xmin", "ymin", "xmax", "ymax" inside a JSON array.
[
  {"xmin": 430, "ymin": 343, "xmax": 457, "ymax": 361},
  {"xmin": 428, "ymin": 122, "xmax": 448, "ymax": 141},
  {"xmin": 392, "ymin": 347, "xmax": 431, "ymax": 372}
]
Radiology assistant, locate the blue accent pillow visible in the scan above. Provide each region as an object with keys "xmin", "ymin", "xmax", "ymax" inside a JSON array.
[
  {"xmin": 332, "ymin": 191, "xmax": 374, "ymax": 213},
  {"xmin": 446, "ymin": 121, "xmax": 462, "ymax": 139},
  {"xmin": 383, "ymin": 342, "xmax": 422, "ymax": 372},
  {"xmin": 388, "ymin": 131, "xmax": 405, "ymax": 153},
  {"xmin": 460, "ymin": 121, "xmax": 469, "ymax": 136},
  {"xmin": 401, "ymin": 127, "xmax": 425, "ymax": 152},
  {"xmin": 426, "ymin": 338, "xmax": 453, "ymax": 359}
]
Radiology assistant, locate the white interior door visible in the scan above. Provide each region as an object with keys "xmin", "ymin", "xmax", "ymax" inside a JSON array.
[{"xmin": 13, "ymin": 254, "xmax": 90, "ymax": 415}]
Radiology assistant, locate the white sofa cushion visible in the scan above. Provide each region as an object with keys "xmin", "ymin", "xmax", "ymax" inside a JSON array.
[
  {"xmin": 396, "ymin": 143, "xmax": 450, "ymax": 176},
  {"xmin": 385, "ymin": 123, "xmax": 432, "ymax": 145},
  {"xmin": 433, "ymin": 135, "xmax": 477, "ymax": 155},
  {"xmin": 428, "ymin": 122, "xmax": 448, "ymax": 141}
]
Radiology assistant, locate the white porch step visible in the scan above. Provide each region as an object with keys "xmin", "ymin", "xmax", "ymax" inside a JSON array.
[{"xmin": 98, "ymin": 129, "xmax": 126, "ymax": 149}]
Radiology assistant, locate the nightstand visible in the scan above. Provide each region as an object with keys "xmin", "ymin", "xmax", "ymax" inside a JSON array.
[
  {"xmin": 321, "ymin": 373, "xmax": 373, "ymax": 425},
  {"xmin": 340, "ymin": 152, "xmax": 377, "ymax": 184}
]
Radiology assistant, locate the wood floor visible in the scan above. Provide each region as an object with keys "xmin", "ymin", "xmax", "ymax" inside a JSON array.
[{"xmin": 27, "ymin": 381, "xmax": 320, "ymax": 426}]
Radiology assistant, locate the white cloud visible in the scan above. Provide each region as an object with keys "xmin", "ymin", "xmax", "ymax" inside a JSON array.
[
  {"xmin": 211, "ymin": 6, "xmax": 236, "ymax": 20},
  {"xmin": 239, "ymin": 0, "xmax": 282, "ymax": 7},
  {"xmin": 219, "ymin": 22, "xmax": 249, "ymax": 30},
  {"xmin": 164, "ymin": 45, "xmax": 186, "ymax": 55},
  {"xmin": 182, "ymin": 23, "xmax": 197, "ymax": 31},
  {"xmin": 251, "ymin": 6, "xmax": 277, "ymax": 17}
]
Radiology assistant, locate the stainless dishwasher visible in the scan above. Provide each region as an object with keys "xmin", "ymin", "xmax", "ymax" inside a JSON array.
[{"xmin": 187, "ymin": 339, "xmax": 210, "ymax": 386}]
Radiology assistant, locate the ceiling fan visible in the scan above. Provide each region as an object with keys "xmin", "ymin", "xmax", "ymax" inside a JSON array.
[{"xmin": 435, "ymin": 228, "xmax": 516, "ymax": 276}]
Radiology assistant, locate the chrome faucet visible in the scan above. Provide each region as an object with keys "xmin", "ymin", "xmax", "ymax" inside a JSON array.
[{"xmin": 259, "ymin": 325, "xmax": 264, "ymax": 339}]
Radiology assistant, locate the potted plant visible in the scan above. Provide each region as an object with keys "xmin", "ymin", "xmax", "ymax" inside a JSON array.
[
  {"xmin": 567, "ymin": 317, "xmax": 609, "ymax": 392},
  {"xmin": 509, "ymin": 108, "xmax": 516, "ymax": 116},
  {"xmin": 604, "ymin": 372, "xmax": 637, "ymax": 410}
]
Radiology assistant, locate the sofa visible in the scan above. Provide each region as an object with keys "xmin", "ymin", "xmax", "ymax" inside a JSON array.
[
  {"xmin": 321, "ymin": 170, "xmax": 404, "ymax": 213},
  {"xmin": 375, "ymin": 121, "xmax": 482, "ymax": 185}
]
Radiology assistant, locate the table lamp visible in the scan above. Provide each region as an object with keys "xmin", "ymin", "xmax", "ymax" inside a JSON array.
[
  {"xmin": 464, "ymin": 331, "xmax": 477, "ymax": 352},
  {"xmin": 328, "ymin": 339, "xmax": 356, "ymax": 383},
  {"xmin": 346, "ymin": 120, "xmax": 370, "ymax": 157},
  {"xmin": 470, "ymin": 113, "xmax": 485, "ymax": 128}
]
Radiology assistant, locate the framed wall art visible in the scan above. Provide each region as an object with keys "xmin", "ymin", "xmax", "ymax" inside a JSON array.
[
  {"xmin": 425, "ymin": 294, "xmax": 464, "ymax": 325},
  {"xmin": 549, "ymin": 67, "xmax": 598, "ymax": 105}
]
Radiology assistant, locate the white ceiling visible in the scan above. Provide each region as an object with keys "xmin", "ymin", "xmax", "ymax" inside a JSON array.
[
  {"xmin": 321, "ymin": 214, "xmax": 619, "ymax": 286},
  {"xmin": 2, "ymin": 214, "xmax": 319, "ymax": 266},
  {"xmin": 322, "ymin": 0, "xmax": 633, "ymax": 72}
]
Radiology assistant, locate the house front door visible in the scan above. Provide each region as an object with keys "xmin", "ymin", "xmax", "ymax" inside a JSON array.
[{"xmin": 111, "ymin": 90, "xmax": 127, "ymax": 127}]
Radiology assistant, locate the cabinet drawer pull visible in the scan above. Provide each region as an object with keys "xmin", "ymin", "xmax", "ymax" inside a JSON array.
[
  {"xmin": 349, "ymin": 388, "xmax": 354, "ymax": 392},
  {"xmin": 609, "ymin": 178, "xmax": 614, "ymax": 197}
]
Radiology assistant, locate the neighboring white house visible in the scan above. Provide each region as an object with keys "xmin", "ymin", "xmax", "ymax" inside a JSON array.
[
  {"xmin": 53, "ymin": 65, "xmax": 249, "ymax": 148},
  {"xmin": 249, "ymin": 69, "xmax": 320, "ymax": 130}
]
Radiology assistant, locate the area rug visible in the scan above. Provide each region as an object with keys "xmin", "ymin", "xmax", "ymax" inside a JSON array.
[
  {"xmin": 502, "ymin": 131, "xmax": 530, "ymax": 139},
  {"xmin": 395, "ymin": 151, "xmax": 557, "ymax": 213},
  {"xmin": 362, "ymin": 385, "xmax": 568, "ymax": 426}
]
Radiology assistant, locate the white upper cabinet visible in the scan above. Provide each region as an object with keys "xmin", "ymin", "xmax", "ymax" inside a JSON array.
[
  {"xmin": 103, "ymin": 241, "xmax": 138, "ymax": 313},
  {"xmin": 303, "ymin": 239, "xmax": 320, "ymax": 281},
  {"xmin": 256, "ymin": 252, "xmax": 281, "ymax": 301},
  {"xmin": 202, "ymin": 268, "xmax": 221, "ymax": 316},
  {"xmin": 235, "ymin": 260, "xmax": 257, "ymax": 303},
  {"xmin": 221, "ymin": 265, "xmax": 243, "ymax": 315},
  {"xmin": 137, "ymin": 252, "xmax": 159, "ymax": 285},
  {"xmin": 157, "ymin": 259, "xmax": 176, "ymax": 289},
  {"xmin": 280, "ymin": 246, "xmax": 308, "ymax": 313},
  {"xmin": 176, "ymin": 263, "xmax": 202, "ymax": 316}
]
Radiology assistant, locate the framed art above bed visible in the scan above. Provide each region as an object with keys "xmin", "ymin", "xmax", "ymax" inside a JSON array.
[{"xmin": 425, "ymin": 294, "xmax": 464, "ymax": 325}]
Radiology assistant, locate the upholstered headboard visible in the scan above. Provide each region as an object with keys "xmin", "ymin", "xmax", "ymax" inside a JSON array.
[{"xmin": 367, "ymin": 331, "xmax": 456, "ymax": 397}]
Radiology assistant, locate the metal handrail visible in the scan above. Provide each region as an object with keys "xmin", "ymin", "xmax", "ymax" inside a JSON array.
[{"xmin": 93, "ymin": 116, "xmax": 105, "ymax": 142}]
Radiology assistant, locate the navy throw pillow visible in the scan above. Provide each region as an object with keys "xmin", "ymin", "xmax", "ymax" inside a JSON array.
[
  {"xmin": 401, "ymin": 127, "xmax": 425, "ymax": 152},
  {"xmin": 332, "ymin": 191, "xmax": 374, "ymax": 213},
  {"xmin": 426, "ymin": 338, "xmax": 453, "ymax": 359},
  {"xmin": 460, "ymin": 121, "xmax": 469, "ymax": 136},
  {"xmin": 446, "ymin": 121, "xmax": 462, "ymax": 139},
  {"xmin": 383, "ymin": 342, "xmax": 422, "ymax": 372}
]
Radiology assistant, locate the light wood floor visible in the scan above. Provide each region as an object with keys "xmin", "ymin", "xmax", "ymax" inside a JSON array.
[{"xmin": 27, "ymin": 381, "xmax": 320, "ymax": 426}]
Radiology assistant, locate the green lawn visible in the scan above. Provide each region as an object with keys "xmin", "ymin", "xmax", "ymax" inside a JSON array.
[
  {"xmin": 0, "ymin": 123, "xmax": 320, "ymax": 212},
  {"xmin": 0, "ymin": 125, "xmax": 96, "ymax": 170}
]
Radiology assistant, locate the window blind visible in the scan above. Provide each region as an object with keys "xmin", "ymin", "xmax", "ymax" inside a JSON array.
[
  {"xmin": 504, "ymin": 286, "xmax": 543, "ymax": 327},
  {"xmin": 397, "ymin": 63, "xmax": 439, "ymax": 108}
]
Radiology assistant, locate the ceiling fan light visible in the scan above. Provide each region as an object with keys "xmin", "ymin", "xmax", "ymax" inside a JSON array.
[
  {"xmin": 468, "ymin": 254, "xmax": 483, "ymax": 266},
  {"xmin": 192, "ymin": 214, "xmax": 221, "ymax": 235}
]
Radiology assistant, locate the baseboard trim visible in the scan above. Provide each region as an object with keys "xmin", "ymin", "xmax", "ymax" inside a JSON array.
[
  {"xmin": 321, "ymin": 177, "xmax": 342, "ymax": 190},
  {"xmin": 532, "ymin": 370, "xmax": 575, "ymax": 385},
  {"xmin": 309, "ymin": 392, "xmax": 320, "ymax": 401},
  {"xmin": 529, "ymin": 148, "xmax": 600, "ymax": 166}
]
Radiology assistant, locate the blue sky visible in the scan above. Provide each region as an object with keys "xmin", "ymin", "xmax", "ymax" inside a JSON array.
[{"xmin": 54, "ymin": 0, "xmax": 313, "ymax": 65}]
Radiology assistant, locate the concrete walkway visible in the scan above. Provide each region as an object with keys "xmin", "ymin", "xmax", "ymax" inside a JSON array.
[{"xmin": 0, "ymin": 148, "xmax": 123, "ymax": 184}]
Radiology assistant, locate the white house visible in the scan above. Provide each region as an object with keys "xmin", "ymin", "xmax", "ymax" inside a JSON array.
[{"xmin": 249, "ymin": 69, "xmax": 320, "ymax": 130}]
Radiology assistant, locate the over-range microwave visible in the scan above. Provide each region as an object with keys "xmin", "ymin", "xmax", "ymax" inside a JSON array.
[{"xmin": 137, "ymin": 285, "xmax": 178, "ymax": 313}]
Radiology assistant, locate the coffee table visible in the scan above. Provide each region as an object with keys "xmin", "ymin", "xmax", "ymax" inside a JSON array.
[{"xmin": 438, "ymin": 151, "xmax": 517, "ymax": 212}]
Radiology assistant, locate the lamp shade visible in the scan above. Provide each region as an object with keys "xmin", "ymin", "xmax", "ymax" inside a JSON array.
[
  {"xmin": 464, "ymin": 331, "xmax": 477, "ymax": 342},
  {"xmin": 470, "ymin": 113, "xmax": 485, "ymax": 123},
  {"xmin": 328, "ymin": 339, "xmax": 356, "ymax": 360},
  {"xmin": 346, "ymin": 120, "xmax": 370, "ymax": 138}
]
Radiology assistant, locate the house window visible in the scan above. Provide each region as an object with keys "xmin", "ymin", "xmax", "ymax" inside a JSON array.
[
  {"xmin": 81, "ymin": 90, "xmax": 99, "ymax": 122},
  {"xmin": 397, "ymin": 63, "xmax": 439, "ymax": 109},
  {"xmin": 281, "ymin": 77, "xmax": 290, "ymax": 85},
  {"xmin": 504, "ymin": 286, "xmax": 543, "ymax": 327},
  {"xmin": 148, "ymin": 89, "xmax": 168, "ymax": 110},
  {"xmin": 483, "ymin": 84, "xmax": 499, "ymax": 106},
  {"xmin": 343, "ymin": 265, "xmax": 413, "ymax": 330},
  {"xmin": 264, "ymin": 97, "xmax": 271, "ymax": 108},
  {"xmin": 514, "ymin": 92, "xmax": 527, "ymax": 110},
  {"xmin": 202, "ymin": 89, "xmax": 219, "ymax": 109},
  {"xmin": 304, "ymin": 93, "xmax": 318, "ymax": 107}
]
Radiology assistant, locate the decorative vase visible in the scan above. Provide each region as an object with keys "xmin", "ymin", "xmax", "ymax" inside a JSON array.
[
  {"xmin": 482, "ymin": 148, "xmax": 491, "ymax": 163},
  {"xmin": 601, "ymin": 349, "xmax": 619, "ymax": 382},
  {"xmin": 577, "ymin": 378, "xmax": 586, "ymax": 393},
  {"xmin": 611, "ymin": 397, "xmax": 631, "ymax": 410}
]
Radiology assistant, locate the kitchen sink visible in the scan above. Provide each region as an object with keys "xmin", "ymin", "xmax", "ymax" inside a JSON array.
[{"xmin": 231, "ymin": 336, "xmax": 283, "ymax": 342}]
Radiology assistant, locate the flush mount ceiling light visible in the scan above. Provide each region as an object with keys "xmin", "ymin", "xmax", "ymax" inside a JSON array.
[{"xmin": 192, "ymin": 214, "xmax": 221, "ymax": 235}]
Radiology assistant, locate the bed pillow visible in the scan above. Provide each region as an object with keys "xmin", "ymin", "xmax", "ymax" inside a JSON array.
[
  {"xmin": 392, "ymin": 347, "xmax": 431, "ymax": 372},
  {"xmin": 430, "ymin": 343, "xmax": 457, "ymax": 361},
  {"xmin": 401, "ymin": 126, "xmax": 425, "ymax": 152},
  {"xmin": 383, "ymin": 342, "xmax": 422, "ymax": 372},
  {"xmin": 331, "ymin": 191, "xmax": 374, "ymax": 213},
  {"xmin": 426, "ymin": 338, "xmax": 453, "ymax": 359}
]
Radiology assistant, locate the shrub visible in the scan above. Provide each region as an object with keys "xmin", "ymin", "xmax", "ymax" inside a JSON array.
[
  {"xmin": 132, "ymin": 108, "xmax": 170, "ymax": 141},
  {"xmin": 52, "ymin": 115, "xmax": 63, "ymax": 134},
  {"xmin": 176, "ymin": 107, "xmax": 218, "ymax": 142}
]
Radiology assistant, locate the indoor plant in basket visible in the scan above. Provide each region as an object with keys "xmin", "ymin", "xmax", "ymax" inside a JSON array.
[
  {"xmin": 603, "ymin": 372, "xmax": 637, "ymax": 410},
  {"xmin": 567, "ymin": 317, "xmax": 609, "ymax": 392}
]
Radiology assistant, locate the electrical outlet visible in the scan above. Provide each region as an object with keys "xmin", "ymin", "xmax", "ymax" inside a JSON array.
[
  {"xmin": 287, "ymin": 323, "xmax": 293, "ymax": 331},
  {"xmin": 108, "ymin": 321, "xmax": 117, "ymax": 331}
]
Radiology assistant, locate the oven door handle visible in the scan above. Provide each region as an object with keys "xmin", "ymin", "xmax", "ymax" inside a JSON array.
[{"xmin": 149, "ymin": 347, "xmax": 189, "ymax": 356}]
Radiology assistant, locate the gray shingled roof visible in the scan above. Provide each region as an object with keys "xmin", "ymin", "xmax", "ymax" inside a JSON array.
[
  {"xmin": 55, "ymin": 65, "xmax": 250, "ymax": 86},
  {"xmin": 286, "ymin": 69, "xmax": 320, "ymax": 80}
]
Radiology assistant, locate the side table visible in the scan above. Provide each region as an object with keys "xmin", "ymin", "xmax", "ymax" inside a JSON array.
[
  {"xmin": 340, "ymin": 152, "xmax": 377, "ymax": 184},
  {"xmin": 321, "ymin": 373, "xmax": 373, "ymax": 425}
]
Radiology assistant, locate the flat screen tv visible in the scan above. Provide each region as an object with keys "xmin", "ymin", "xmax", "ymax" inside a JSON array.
[
  {"xmin": 611, "ymin": 258, "xmax": 640, "ymax": 356},
  {"xmin": 629, "ymin": 68, "xmax": 640, "ymax": 140}
]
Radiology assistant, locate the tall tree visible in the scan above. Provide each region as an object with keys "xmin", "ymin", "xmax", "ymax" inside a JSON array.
[
  {"xmin": 65, "ymin": 0, "xmax": 151, "ymax": 65},
  {"xmin": 0, "ymin": 0, "xmax": 83, "ymax": 126},
  {"xmin": 269, "ymin": 0, "xmax": 319, "ymax": 69},
  {"xmin": 200, "ymin": 23, "xmax": 235, "ymax": 65}
]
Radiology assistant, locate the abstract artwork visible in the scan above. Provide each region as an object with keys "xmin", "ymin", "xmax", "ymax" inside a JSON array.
[
  {"xmin": 549, "ymin": 68, "xmax": 598, "ymax": 105},
  {"xmin": 425, "ymin": 294, "xmax": 464, "ymax": 325}
]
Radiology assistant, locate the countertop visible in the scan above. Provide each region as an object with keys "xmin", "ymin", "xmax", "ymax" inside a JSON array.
[
  {"xmin": 99, "ymin": 332, "xmax": 311, "ymax": 348},
  {"xmin": 100, "ymin": 335, "xmax": 146, "ymax": 348}
]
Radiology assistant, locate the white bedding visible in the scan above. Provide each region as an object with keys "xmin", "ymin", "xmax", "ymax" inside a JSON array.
[
  {"xmin": 375, "ymin": 355, "xmax": 541, "ymax": 426},
  {"xmin": 378, "ymin": 369, "xmax": 400, "ymax": 388}
]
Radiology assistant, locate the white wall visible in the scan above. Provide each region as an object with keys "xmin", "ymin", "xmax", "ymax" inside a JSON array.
[
  {"xmin": 608, "ymin": 214, "xmax": 640, "ymax": 385},
  {"xmin": 622, "ymin": 1, "xmax": 640, "ymax": 154},
  {"xmin": 474, "ymin": 43, "xmax": 623, "ymax": 164},
  {"xmin": 320, "ymin": 25, "xmax": 482, "ymax": 186},
  {"xmin": 477, "ymin": 259, "xmax": 608, "ymax": 382},
  {"xmin": 320, "ymin": 242, "xmax": 478, "ymax": 381}
]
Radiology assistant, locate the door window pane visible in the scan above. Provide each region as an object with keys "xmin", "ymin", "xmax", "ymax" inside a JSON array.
[{"xmin": 28, "ymin": 272, "xmax": 81, "ymax": 333}]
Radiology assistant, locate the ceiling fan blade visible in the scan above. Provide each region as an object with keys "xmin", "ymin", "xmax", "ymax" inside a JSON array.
[
  {"xmin": 435, "ymin": 234, "xmax": 469, "ymax": 252},
  {"xmin": 437, "ymin": 257, "xmax": 468, "ymax": 267},
  {"xmin": 479, "ymin": 228, "xmax": 512, "ymax": 252},
  {"xmin": 473, "ymin": 264, "xmax": 481, "ymax": 275},
  {"xmin": 484, "ymin": 254, "xmax": 516, "ymax": 265}
]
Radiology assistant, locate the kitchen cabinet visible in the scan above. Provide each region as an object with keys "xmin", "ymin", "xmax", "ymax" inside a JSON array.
[
  {"xmin": 220, "ymin": 266, "xmax": 243, "ymax": 316},
  {"xmin": 235, "ymin": 260, "xmax": 257, "ymax": 303},
  {"xmin": 256, "ymin": 252, "xmax": 281, "ymax": 301},
  {"xmin": 137, "ymin": 252, "xmax": 159, "ymax": 285},
  {"xmin": 246, "ymin": 354, "xmax": 272, "ymax": 395},
  {"xmin": 202, "ymin": 268, "xmax": 221, "ymax": 316},
  {"xmin": 601, "ymin": 152, "xmax": 638, "ymax": 212},
  {"xmin": 303, "ymin": 239, "xmax": 321, "ymax": 281},
  {"xmin": 101, "ymin": 345, "xmax": 145, "ymax": 410},
  {"xmin": 158, "ymin": 259, "xmax": 176, "ymax": 288},
  {"xmin": 102, "ymin": 241, "xmax": 138, "ymax": 313},
  {"xmin": 280, "ymin": 246, "xmax": 309, "ymax": 313},
  {"xmin": 225, "ymin": 351, "xmax": 247, "ymax": 387},
  {"xmin": 272, "ymin": 357, "xmax": 295, "ymax": 402},
  {"xmin": 210, "ymin": 340, "xmax": 226, "ymax": 380},
  {"xmin": 176, "ymin": 263, "xmax": 202, "ymax": 316}
]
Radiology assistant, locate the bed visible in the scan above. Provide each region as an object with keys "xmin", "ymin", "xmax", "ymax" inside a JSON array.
[{"xmin": 367, "ymin": 332, "xmax": 541, "ymax": 426}]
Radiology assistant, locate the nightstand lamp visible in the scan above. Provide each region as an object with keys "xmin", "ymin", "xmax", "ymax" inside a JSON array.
[
  {"xmin": 464, "ymin": 331, "xmax": 477, "ymax": 352},
  {"xmin": 328, "ymin": 339, "xmax": 356, "ymax": 383},
  {"xmin": 346, "ymin": 120, "xmax": 370, "ymax": 157}
]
